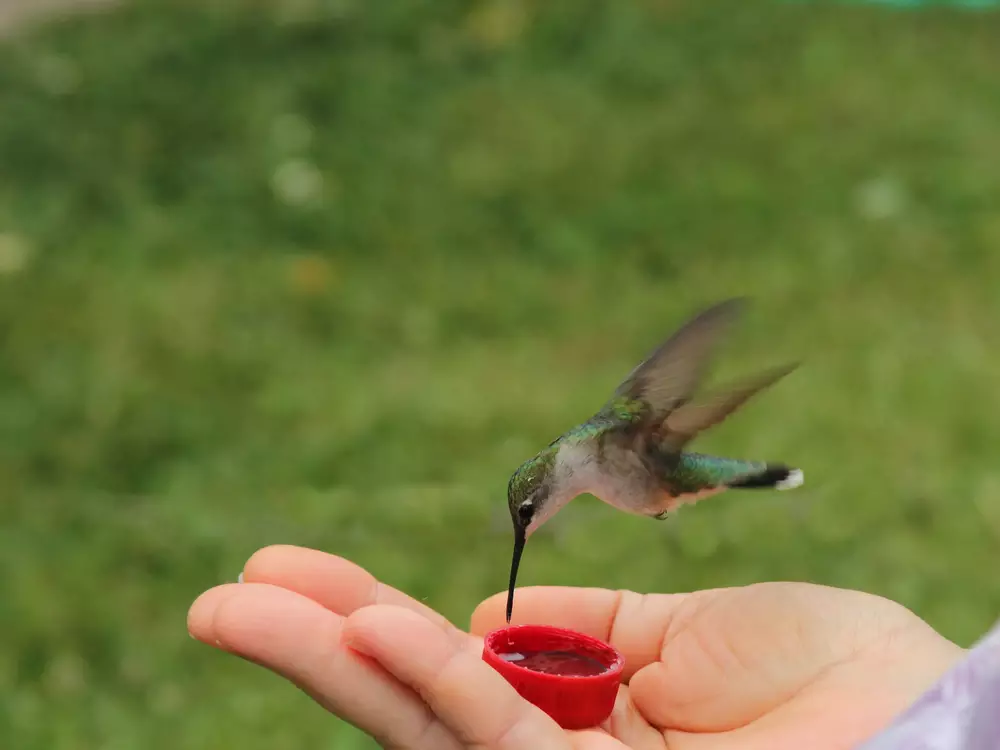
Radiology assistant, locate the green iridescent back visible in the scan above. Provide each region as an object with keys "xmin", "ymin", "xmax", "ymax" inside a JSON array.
[{"xmin": 596, "ymin": 394, "xmax": 648, "ymax": 424}]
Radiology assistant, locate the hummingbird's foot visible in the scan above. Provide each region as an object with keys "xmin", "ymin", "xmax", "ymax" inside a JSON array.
[{"xmin": 653, "ymin": 510, "xmax": 669, "ymax": 520}]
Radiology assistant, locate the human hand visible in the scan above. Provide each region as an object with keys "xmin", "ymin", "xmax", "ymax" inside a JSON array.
[{"xmin": 188, "ymin": 545, "xmax": 963, "ymax": 750}]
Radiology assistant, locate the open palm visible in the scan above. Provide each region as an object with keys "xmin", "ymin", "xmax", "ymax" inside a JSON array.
[{"xmin": 188, "ymin": 545, "xmax": 962, "ymax": 750}]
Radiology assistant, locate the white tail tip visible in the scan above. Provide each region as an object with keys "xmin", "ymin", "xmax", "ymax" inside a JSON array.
[{"xmin": 776, "ymin": 468, "xmax": 804, "ymax": 490}]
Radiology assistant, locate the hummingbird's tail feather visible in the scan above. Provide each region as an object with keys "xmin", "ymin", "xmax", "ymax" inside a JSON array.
[{"xmin": 726, "ymin": 465, "xmax": 804, "ymax": 491}]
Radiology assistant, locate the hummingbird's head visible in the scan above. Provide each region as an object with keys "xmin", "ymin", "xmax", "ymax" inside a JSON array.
[
  {"xmin": 506, "ymin": 452, "xmax": 554, "ymax": 538},
  {"xmin": 504, "ymin": 450, "xmax": 556, "ymax": 623}
]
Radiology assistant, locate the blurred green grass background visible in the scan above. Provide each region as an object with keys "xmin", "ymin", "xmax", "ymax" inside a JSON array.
[{"xmin": 2, "ymin": 0, "xmax": 1000, "ymax": 747}]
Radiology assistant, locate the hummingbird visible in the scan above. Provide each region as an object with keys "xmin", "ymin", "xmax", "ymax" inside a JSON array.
[{"xmin": 505, "ymin": 298, "xmax": 803, "ymax": 622}]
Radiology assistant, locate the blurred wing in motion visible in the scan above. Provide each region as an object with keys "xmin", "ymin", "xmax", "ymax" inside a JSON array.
[
  {"xmin": 611, "ymin": 298, "xmax": 747, "ymax": 424},
  {"xmin": 658, "ymin": 362, "xmax": 799, "ymax": 451}
]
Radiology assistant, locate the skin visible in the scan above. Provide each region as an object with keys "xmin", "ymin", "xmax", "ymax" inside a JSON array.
[{"xmin": 188, "ymin": 545, "xmax": 964, "ymax": 750}]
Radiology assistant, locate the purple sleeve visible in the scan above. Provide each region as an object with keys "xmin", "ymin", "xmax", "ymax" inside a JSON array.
[{"xmin": 856, "ymin": 617, "xmax": 1000, "ymax": 750}]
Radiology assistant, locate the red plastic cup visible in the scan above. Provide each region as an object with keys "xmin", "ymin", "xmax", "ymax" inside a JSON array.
[{"xmin": 482, "ymin": 624, "xmax": 625, "ymax": 730}]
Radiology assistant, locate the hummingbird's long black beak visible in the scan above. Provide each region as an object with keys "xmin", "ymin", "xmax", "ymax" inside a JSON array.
[{"xmin": 506, "ymin": 525, "xmax": 526, "ymax": 623}]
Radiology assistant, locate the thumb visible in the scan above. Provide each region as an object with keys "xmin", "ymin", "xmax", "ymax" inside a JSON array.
[{"xmin": 627, "ymin": 582, "xmax": 933, "ymax": 733}]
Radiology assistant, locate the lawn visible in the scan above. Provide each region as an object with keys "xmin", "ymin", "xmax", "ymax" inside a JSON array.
[{"xmin": 2, "ymin": 1, "xmax": 1000, "ymax": 748}]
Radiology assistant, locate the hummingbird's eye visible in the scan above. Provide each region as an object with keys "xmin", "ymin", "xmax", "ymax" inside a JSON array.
[{"xmin": 517, "ymin": 501, "xmax": 534, "ymax": 523}]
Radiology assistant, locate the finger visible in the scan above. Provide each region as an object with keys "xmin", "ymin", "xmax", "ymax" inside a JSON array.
[
  {"xmin": 188, "ymin": 583, "xmax": 462, "ymax": 750},
  {"xmin": 568, "ymin": 730, "xmax": 639, "ymax": 750},
  {"xmin": 602, "ymin": 687, "xmax": 669, "ymax": 750},
  {"xmin": 187, "ymin": 584, "xmax": 245, "ymax": 649},
  {"xmin": 241, "ymin": 545, "xmax": 461, "ymax": 637},
  {"xmin": 471, "ymin": 586, "xmax": 692, "ymax": 681},
  {"xmin": 344, "ymin": 604, "xmax": 574, "ymax": 750}
]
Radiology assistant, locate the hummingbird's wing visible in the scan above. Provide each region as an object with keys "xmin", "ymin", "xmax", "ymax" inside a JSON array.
[
  {"xmin": 657, "ymin": 362, "xmax": 798, "ymax": 451},
  {"xmin": 608, "ymin": 298, "xmax": 747, "ymax": 425}
]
